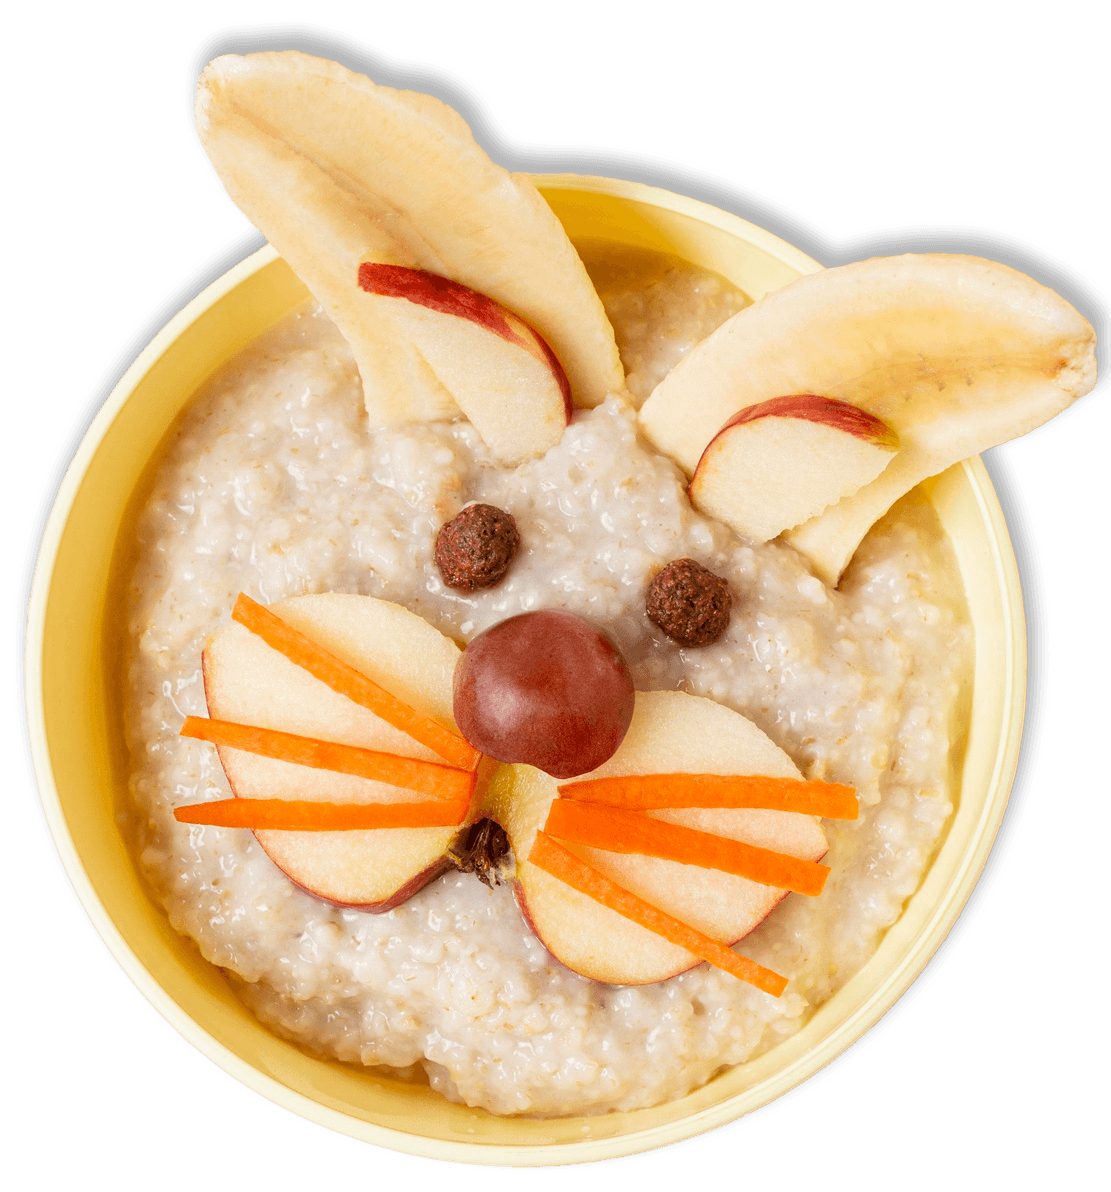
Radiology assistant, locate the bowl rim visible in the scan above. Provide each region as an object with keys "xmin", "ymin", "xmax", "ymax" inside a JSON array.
[{"xmin": 19, "ymin": 188, "xmax": 1049, "ymax": 1172}]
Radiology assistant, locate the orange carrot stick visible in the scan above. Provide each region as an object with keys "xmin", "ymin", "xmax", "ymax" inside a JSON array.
[
  {"xmin": 174, "ymin": 797, "xmax": 469, "ymax": 831},
  {"xmin": 528, "ymin": 832, "xmax": 788, "ymax": 996},
  {"xmin": 232, "ymin": 594, "xmax": 480, "ymax": 771},
  {"xmin": 181, "ymin": 716, "xmax": 474, "ymax": 801},
  {"xmin": 543, "ymin": 800, "xmax": 829, "ymax": 896},
  {"xmin": 557, "ymin": 774, "xmax": 858, "ymax": 819}
]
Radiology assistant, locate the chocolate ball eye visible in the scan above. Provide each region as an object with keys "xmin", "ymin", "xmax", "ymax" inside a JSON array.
[
  {"xmin": 435, "ymin": 503, "xmax": 520, "ymax": 591},
  {"xmin": 646, "ymin": 558, "xmax": 732, "ymax": 647}
]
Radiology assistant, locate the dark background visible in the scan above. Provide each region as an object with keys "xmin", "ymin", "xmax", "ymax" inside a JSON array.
[{"xmin": 6, "ymin": 4, "xmax": 1101, "ymax": 1187}]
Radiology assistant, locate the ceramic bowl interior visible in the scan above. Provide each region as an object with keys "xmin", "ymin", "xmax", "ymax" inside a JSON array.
[{"xmin": 26, "ymin": 176, "xmax": 1025, "ymax": 1164}]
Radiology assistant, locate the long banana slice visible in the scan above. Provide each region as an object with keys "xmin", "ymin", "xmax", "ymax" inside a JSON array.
[
  {"xmin": 638, "ymin": 254, "xmax": 1096, "ymax": 583},
  {"xmin": 197, "ymin": 52, "xmax": 624, "ymax": 443}
]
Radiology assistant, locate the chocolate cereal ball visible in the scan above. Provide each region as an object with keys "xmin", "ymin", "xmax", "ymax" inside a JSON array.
[
  {"xmin": 646, "ymin": 558, "xmax": 732, "ymax": 647},
  {"xmin": 435, "ymin": 504, "xmax": 521, "ymax": 592}
]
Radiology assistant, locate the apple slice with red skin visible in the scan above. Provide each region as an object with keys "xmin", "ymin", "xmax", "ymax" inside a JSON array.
[
  {"xmin": 483, "ymin": 690, "xmax": 828, "ymax": 986},
  {"xmin": 358, "ymin": 265, "xmax": 572, "ymax": 464},
  {"xmin": 689, "ymin": 395, "xmax": 898, "ymax": 543},
  {"xmin": 200, "ymin": 593, "xmax": 486, "ymax": 911}
]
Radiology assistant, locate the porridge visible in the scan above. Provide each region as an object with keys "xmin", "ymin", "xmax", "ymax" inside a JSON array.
[
  {"xmin": 114, "ymin": 47, "xmax": 1093, "ymax": 1124},
  {"xmin": 124, "ymin": 250, "xmax": 973, "ymax": 1117}
]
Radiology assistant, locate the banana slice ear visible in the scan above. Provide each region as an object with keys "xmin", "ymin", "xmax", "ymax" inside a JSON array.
[
  {"xmin": 638, "ymin": 253, "xmax": 1096, "ymax": 584},
  {"xmin": 196, "ymin": 52, "xmax": 624, "ymax": 456}
]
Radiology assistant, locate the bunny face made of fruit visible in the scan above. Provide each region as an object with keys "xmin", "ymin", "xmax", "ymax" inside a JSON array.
[{"xmin": 177, "ymin": 51, "xmax": 1094, "ymax": 994}]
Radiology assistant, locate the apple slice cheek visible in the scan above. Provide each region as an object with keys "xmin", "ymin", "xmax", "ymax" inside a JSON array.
[
  {"xmin": 258, "ymin": 826, "xmax": 461, "ymax": 909},
  {"xmin": 526, "ymin": 835, "xmax": 788, "ymax": 995},
  {"xmin": 569, "ymin": 844, "xmax": 793, "ymax": 941},
  {"xmin": 233, "ymin": 594, "xmax": 478, "ymax": 770},
  {"xmin": 202, "ymin": 627, "xmax": 453, "ymax": 769},
  {"xmin": 204, "ymin": 724, "xmax": 485, "ymax": 908},
  {"xmin": 212, "ymin": 747, "xmax": 481, "ymax": 910},
  {"xmin": 199, "ymin": 592, "xmax": 482, "ymax": 910},
  {"xmin": 516, "ymin": 859, "xmax": 702, "ymax": 983}
]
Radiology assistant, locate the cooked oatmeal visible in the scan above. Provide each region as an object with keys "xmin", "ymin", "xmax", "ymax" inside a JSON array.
[{"xmin": 124, "ymin": 252, "xmax": 971, "ymax": 1117}]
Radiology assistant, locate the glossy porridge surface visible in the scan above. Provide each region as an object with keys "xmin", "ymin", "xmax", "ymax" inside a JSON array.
[{"xmin": 125, "ymin": 251, "xmax": 972, "ymax": 1116}]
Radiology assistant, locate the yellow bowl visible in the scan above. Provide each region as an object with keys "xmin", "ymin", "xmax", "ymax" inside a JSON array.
[{"xmin": 26, "ymin": 176, "xmax": 1024, "ymax": 1164}]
